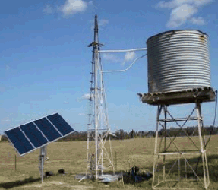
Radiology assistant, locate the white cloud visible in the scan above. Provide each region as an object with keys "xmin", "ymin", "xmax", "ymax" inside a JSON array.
[
  {"xmin": 124, "ymin": 52, "xmax": 136, "ymax": 62},
  {"xmin": 167, "ymin": 4, "xmax": 197, "ymax": 27},
  {"xmin": 157, "ymin": 1, "xmax": 175, "ymax": 8},
  {"xmin": 44, "ymin": 0, "xmax": 90, "ymax": 16},
  {"xmin": 0, "ymin": 87, "xmax": 5, "ymax": 93},
  {"xmin": 78, "ymin": 113, "xmax": 85, "ymax": 116},
  {"xmin": 90, "ymin": 19, "xmax": 109, "ymax": 30},
  {"xmin": 192, "ymin": 0, "xmax": 213, "ymax": 7},
  {"xmin": 102, "ymin": 54, "xmax": 121, "ymax": 63},
  {"xmin": 81, "ymin": 93, "xmax": 92, "ymax": 100},
  {"xmin": 102, "ymin": 51, "xmax": 136, "ymax": 66},
  {"xmin": 88, "ymin": 1, "xmax": 93, "ymax": 5},
  {"xmin": 77, "ymin": 93, "xmax": 93, "ymax": 102},
  {"xmin": 122, "ymin": 51, "xmax": 136, "ymax": 66},
  {"xmin": 156, "ymin": 0, "xmax": 213, "ymax": 27},
  {"xmin": 157, "ymin": 0, "xmax": 213, "ymax": 8},
  {"xmin": 43, "ymin": 5, "xmax": 54, "ymax": 14},
  {"xmin": 99, "ymin": 19, "xmax": 109, "ymax": 27},
  {"xmin": 191, "ymin": 17, "xmax": 205, "ymax": 25},
  {"xmin": 5, "ymin": 65, "xmax": 10, "ymax": 70},
  {"xmin": 61, "ymin": 0, "xmax": 88, "ymax": 16}
]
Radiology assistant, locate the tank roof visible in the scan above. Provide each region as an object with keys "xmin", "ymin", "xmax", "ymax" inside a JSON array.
[{"xmin": 147, "ymin": 30, "xmax": 208, "ymax": 43}]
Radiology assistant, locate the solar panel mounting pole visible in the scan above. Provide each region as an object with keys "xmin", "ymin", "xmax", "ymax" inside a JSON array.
[{"xmin": 39, "ymin": 146, "xmax": 47, "ymax": 183}]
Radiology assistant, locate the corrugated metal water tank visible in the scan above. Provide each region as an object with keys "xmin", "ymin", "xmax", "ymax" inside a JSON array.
[{"xmin": 147, "ymin": 30, "xmax": 211, "ymax": 93}]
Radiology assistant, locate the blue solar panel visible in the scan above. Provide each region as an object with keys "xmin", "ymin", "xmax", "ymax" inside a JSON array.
[
  {"xmin": 47, "ymin": 113, "xmax": 73, "ymax": 136},
  {"xmin": 5, "ymin": 113, "xmax": 74, "ymax": 156},
  {"xmin": 20, "ymin": 123, "xmax": 47, "ymax": 148},
  {"xmin": 5, "ymin": 127, "xmax": 34, "ymax": 155},
  {"xmin": 34, "ymin": 118, "xmax": 61, "ymax": 141}
]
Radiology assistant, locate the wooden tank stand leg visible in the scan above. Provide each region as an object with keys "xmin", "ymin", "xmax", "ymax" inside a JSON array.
[
  {"xmin": 204, "ymin": 151, "xmax": 210, "ymax": 188},
  {"xmin": 163, "ymin": 106, "xmax": 167, "ymax": 182},
  {"xmin": 196, "ymin": 102, "xmax": 210, "ymax": 189},
  {"xmin": 185, "ymin": 154, "xmax": 187, "ymax": 181},
  {"xmin": 152, "ymin": 105, "xmax": 163, "ymax": 189}
]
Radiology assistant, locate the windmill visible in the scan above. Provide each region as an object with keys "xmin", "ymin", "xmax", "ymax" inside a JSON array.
[
  {"xmin": 85, "ymin": 15, "xmax": 147, "ymax": 181},
  {"xmin": 86, "ymin": 15, "xmax": 115, "ymax": 180}
]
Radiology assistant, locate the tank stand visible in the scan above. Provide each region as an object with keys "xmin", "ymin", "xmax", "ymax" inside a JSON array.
[{"xmin": 152, "ymin": 103, "xmax": 210, "ymax": 189}]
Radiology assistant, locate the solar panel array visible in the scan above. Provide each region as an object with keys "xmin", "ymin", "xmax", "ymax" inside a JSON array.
[{"xmin": 5, "ymin": 113, "xmax": 74, "ymax": 156}]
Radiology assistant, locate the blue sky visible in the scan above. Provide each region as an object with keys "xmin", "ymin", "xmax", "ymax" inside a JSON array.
[{"xmin": 0, "ymin": 0, "xmax": 218, "ymax": 134}]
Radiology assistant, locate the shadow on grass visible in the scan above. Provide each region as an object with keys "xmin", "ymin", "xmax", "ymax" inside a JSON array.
[
  {"xmin": 146, "ymin": 153, "xmax": 218, "ymax": 188},
  {"xmin": 0, "ymin": 177, "xmax": 41, "ymax": 189},
  {"xmin": 206, "ymin": 154, "xmax": 218, "ymax": 182}
]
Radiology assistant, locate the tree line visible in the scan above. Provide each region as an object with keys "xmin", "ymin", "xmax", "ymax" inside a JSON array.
[
  {"xmin": 1, "ymin": 125, "xmax": 217, "ymax": 142},
  {"xmin": 58, "ymin": 125, "xmax": 218, "ymax": 141}
]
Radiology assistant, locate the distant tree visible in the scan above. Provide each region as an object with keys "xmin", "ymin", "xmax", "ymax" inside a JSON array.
[
  {"xmin": 130, "ymin": 129, "xmax": 136, "ymax": 138},
  {"xmin": 115, "ymin": 129, "xmax": 125, "ymax": 140},
  {"xmin": 1, "ymin": 135, "xmax": 8, "ymax": 142},
  {"xmin": 119, "ymin": 129, "xmax": 125, "ymax": 140},
  {"xmin": 124, "ymin": 132, "xmax": 129, "ymax": 139},
  {"xmin": 115, "ymin": 130, "xmax": 120, "ymax": 139}
]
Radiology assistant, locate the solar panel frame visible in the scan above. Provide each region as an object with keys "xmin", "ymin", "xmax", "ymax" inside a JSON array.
[
  {"xmin": 34, "ymin": 118, "xmax": 62, "ymax": 142},
  {"xmin": 5, "ymin": 127, "xmax": 34, "ymax": 156},
  {"xmin": 4, "ymin": 132, "xmax": 23, "ymax": 156},
  {"xmin": 47, "ymin": 113, "xmax": 74, "ymax": 136},
  {"xmin": 5, "ymin": 113, "xmax": 74, "ymax": 156},
  {"xmin": 20, "ymin": 123, "xmax": 48, "ymax": 149}
]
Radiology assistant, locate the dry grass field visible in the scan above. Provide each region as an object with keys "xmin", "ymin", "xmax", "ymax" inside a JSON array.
[{"xmin": 0, "ymin": 135, "xmax": 218, "ymax": 189}]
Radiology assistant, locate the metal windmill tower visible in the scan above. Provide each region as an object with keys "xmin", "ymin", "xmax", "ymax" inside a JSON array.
[{"xmin": 86, "ymin": 15, "xmax": 114, "ymax": 180}]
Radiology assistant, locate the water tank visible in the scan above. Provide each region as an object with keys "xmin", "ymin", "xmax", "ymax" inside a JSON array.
[{"xmin": 147, "ymin": 30, "xmax": 210, "ymax": 93}]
